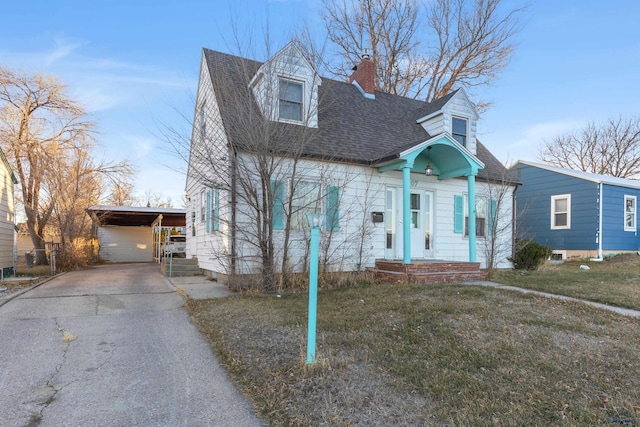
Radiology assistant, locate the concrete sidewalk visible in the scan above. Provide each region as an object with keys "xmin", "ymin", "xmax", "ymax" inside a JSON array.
[
  {"xmin": 166, "ymin": 275, "xmax": 238, "ymax": 299},
  {"xmin": 466, "ymin": 281, "xmax": 640, "ymax": 318}
]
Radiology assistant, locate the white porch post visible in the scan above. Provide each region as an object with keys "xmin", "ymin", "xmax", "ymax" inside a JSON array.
[{"xmin": 467, "ymin": 175, "xmax": 476, "ymax": 262}]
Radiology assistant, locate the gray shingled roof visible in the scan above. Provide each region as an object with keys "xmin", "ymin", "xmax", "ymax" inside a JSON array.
[{"xmin": 203, "ymin": 48, "xmax": 513, "ymax": 184}]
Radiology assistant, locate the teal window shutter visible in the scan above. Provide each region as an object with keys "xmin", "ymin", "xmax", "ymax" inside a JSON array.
[
  {"xmin": 454, "ymin": 195, "xmax": 464, "ymax": 233},
  {"xmin": 325, "ymin": 185, "xmax": 340, "ymax": 231},
  {"xmin": 488, "ymin": 198, "xmax": 498, "ymax": 235},
  {"xmin": 213, "ymin": 189, "xmax": 220, "ymax": 231},
  {"xmin": 205, "ymin": 189, "xmax": 211, "ymax": 233},
  {"xmin": 271, "ymin": 180, "xmax": 285, "ymax": 230}
]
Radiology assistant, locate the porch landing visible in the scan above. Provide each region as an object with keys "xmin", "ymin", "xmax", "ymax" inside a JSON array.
[{"xmin": 375, "ymin": 260, "xmax": 487, "ymax": 284}]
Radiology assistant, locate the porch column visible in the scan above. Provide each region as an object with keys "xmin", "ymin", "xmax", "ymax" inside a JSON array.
[
  {"xmin": 467, "ymin": 175, "xmax": 476, "ymax": 262},
  {"xmin": 402, "ymin": 164, "xmax": 412, "ymax": 264}
]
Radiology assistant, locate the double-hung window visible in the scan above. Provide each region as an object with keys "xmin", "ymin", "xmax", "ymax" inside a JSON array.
[
  {"xmin": 271, "ymin": 180, "xmax": 340, "ymax": 232},
  {"xmin": 624, "ymin": 195, "xmax": 636, "ymax": 231},
  {"xmin": 279, "ymin": 79, "xmax": 303, "ymax": 122},
  {"xmin": 452, "ymin": 117, "xmax": 467, "ymax": 146},
  {"xmin": 464, "ymin": 195, "xmax": 486, "ymax": 237},
  {"xmin": 291, "ymin": 181, "xmax": 321, "ymax": 230},
  {"xmin": 551, "ymin": 194, "xmax": 571, "ymax": 229}
]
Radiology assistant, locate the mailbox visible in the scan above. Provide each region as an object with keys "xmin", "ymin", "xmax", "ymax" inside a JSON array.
[{"xmin": 372, "ymin": 212, "xmax": 384, "ymax": 223}]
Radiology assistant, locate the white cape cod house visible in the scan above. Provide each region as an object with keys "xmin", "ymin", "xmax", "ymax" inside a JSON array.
[{"xmin": 185, "ymin": 43, "xmax": 516, "ymax": 283}]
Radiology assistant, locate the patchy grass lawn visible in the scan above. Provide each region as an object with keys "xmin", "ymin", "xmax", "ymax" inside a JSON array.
[
  {"xmin": 187, "ymin": 280, "xmax": 640, "ymax": 426},
  {"xmin": 493, "ymin": 254, "xmax": 640, "ymax": 310},
  {"xmin": 1, "ymin": 266, "xmax": 52, "ymax": 297}
]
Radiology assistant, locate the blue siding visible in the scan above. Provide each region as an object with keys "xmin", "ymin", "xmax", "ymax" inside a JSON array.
[
  {"xmin": 602, "ymin": 185, "xmax": 640, "ymax": 250},
  {"xmin": 515, "ymin": 164, "xmax": 599, "ymax": 250}
]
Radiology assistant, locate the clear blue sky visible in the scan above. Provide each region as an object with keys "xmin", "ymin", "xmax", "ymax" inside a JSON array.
[{"xmin": 2, "ymin": 1, "xmax": 639, "ymax": 205}]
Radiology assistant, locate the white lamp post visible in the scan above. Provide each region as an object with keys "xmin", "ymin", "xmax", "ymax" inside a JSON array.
[{"xmin": 306, "ymin": 213, "xmax": 325, "ymax": 364}]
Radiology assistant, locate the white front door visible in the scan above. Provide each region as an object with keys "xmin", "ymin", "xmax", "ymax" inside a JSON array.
[
  {"xmin": 410, "ymin": 192, "xmax": 424, "ymax": 258},
  {"xmin": 385, "ymin": 187, "xmax": 397, "ymax": 259},
  {"xmin": 424, "ymin": 191, "xmax": 434, "ymax": 258}
]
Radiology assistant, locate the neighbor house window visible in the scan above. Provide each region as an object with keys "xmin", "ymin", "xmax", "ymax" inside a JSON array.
[
  {"xmin": 551, "ymin": 194, "xmax": 571, "ymax": 229},
  {"xmin": 452, "ymin": 117, "xmax": 467, "ymax": 146},
  {"xmin": 464, "ymin": 195, "xmax": 486, "ymax": 237},
  {"xmin": 279, "ymin": 79, "xmax": 303, "ymax": 122},
  {"xmin": 624, "ymin": 195, "xmax": 636, "ymax": 231}
]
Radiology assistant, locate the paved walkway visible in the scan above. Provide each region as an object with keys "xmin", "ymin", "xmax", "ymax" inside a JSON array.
[
  {"xmin": 0, "ymin": 264, "xmax": 263, "ymax": 427},
  {"xmin": 466, "ymin": 281, "xmax": 640, "ymax": 318}
]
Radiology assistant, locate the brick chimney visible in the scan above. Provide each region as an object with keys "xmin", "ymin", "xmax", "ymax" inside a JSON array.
[{"xmin": 349, "ymin": 51, "xmax": 375, "ymax": 99}]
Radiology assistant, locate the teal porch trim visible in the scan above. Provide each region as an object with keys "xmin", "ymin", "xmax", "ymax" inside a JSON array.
[{"xmin": 376, "ymin": 134, "xmax": 484, "ymax": 264}]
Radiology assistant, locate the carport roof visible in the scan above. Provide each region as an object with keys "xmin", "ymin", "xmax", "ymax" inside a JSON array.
[{"xmin": 87, "ymin": 205, "xmax": 186, "ymax": 227}]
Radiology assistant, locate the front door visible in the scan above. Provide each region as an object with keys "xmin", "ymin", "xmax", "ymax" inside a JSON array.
[
  {"xmin": 410, "ymin": 192, "xmax": 424, "ymax": 258},
  {"xmin": 424, "ymin": 191, "xmax": 434, "ymax": 258}
]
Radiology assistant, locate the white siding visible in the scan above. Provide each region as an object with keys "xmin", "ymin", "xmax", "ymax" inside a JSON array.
[
  {"xmin": 97, "ymin": 226, "xmax": 153, "ymax": 263},
  {"xmin": 419, "ymin": 90, "xmax": 480, "ymax": 155},
  {"xmin": 185, "ymin": 54, "xmax": 232, "ymax": 276},
  {"xmin": 250, "ymin": 43, "xmax": 321, "ymax": 128},
  {"xmin": 0, "ymin": 161, "xmax": 15, "ymax": 272},
  {"xmin": 190, "ymin": 153, "xmax": 515, "ymax": 275}
]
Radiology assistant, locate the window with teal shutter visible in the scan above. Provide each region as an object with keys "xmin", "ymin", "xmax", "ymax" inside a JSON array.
[
  {"xmin": 213, "ymin": 189, "xmax": 220, "ymax": 231},
  {"xmin": 205, "ymin": 189, "xmax": 211, "ymax": 233},
  {"xmin": 454, "ymin": 195, "xmax": 464, "ymax": 233},
  {"xmin": 325, "ymin": 185, "xmax": 340, "ymax": 231},
  {"xmin": 271, "ymin": 180, "xmax": 285, "ymax": 230},
  {"xmin": 488, "ymin": 199, "xmax": 497, "ymax": 235}
]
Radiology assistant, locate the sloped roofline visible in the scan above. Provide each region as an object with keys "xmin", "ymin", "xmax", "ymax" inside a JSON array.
[
  {"xmin": 1, "ymin": 146, "xmax": 18, "ymax": 184},
  {"xmin": 517, "ymin": 160, "xmax": 640, "ymax": 190}
]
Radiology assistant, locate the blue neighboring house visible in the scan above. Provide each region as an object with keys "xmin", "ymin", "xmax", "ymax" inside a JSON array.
[{"xmin": 512, "ymin": 161, "xmax": 640, "ymax": 260}]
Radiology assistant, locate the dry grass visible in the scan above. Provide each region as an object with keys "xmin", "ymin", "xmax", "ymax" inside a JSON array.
[
  {"xmin": 494, "ymin": 253, "xmax": 640, "ymax": 310},
  {"xmin": 187, "ymin": 271, "xmax": 640, "ymax": 426}
]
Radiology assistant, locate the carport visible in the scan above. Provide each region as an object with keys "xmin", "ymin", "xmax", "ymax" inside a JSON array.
[{"xmin": 87, "ymin": 206, "xmax": 186, "ymax": 263}]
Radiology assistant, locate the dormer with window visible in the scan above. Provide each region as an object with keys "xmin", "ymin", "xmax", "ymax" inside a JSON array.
[
  {"xmin": 416, "ymin": 89, "xmax": 479, "ymax": 154},
  {"xmin": 249, "ymin": 43, "xmax": 321, "ymax": 128}
]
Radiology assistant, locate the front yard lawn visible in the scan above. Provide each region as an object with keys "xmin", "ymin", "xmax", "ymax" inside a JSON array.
[
  {"xmin": 187, "ymin": 276, "xmax": 640, "ymax": 426},
  {"xmin": 493, "ymin": 253, "xmax": 640, "ymax": 310}
]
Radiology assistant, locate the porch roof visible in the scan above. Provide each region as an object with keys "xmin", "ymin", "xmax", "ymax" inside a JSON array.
[{"xmin": 376, "ymin": 134, "xmax": 485, "ymax": 179}]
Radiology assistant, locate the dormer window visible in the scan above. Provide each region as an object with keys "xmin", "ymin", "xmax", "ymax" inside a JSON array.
[
  {"xmin": 279, "ymin": 78, "xmax": 303, "ymax": 122},
  {"xmin": 452, "ymin": 117, "xmax": 467, "ymax": 146}
]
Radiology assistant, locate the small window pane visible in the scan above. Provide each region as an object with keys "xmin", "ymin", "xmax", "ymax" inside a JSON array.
[
  {"xmin": 279, "ymin": 80, "xmax": 303, "ymax": 122},
  {"xmin": 452, "ymin": 117, "xmax": 467, "ymax": 146},
  {"xmin": 555, "ymin": 213, "xmax": 567, "ymax": 227}
]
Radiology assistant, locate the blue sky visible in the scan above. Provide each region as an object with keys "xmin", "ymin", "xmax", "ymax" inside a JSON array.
[{"xmin": 2, "ymin": 1, "xmax": 639, "ymax": 206}]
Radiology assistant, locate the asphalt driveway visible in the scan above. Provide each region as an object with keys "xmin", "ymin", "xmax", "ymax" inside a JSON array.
[{"xmin": 0, "ymin": 263, "xmax": 263, "ymax": 427}]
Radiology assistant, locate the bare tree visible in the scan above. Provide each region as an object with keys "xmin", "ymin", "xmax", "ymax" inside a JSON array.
[
  {"xmin": 107, "ymin": 180, "xmax": 137, "ymax": 206},
  {"xmin": 540, "ymin": 117, "xmax": 640, "ymax": 178},
  {"xmin": 322, "ymin": 0, "xmax": 526, "ymax": 102},
  {"xmin": 0, "ymin": 67, "xmax": 131, "ymax": 266},
  {"xmin": 480, "ymin": 175, "xmax": 517, "ymax": 278}
]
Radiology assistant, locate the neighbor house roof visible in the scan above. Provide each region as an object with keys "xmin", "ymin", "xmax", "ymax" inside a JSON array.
[
  {"xmin": 203, "ymin": 49, "xmax": 513, "ymax": 184},
  {"xmin": 516, "ymin": 161, "xmax": 640, "ymax": 190}
]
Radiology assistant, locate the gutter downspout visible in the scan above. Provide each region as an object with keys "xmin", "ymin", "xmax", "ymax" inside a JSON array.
[{"xmin": 591, "ymin": 182, "xmax": 604, "ymax": 261}]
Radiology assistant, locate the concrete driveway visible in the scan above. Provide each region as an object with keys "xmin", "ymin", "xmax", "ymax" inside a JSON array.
[{"xmin": 0, "ymin": 263, "xmax": 263, "ymax": 427}]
